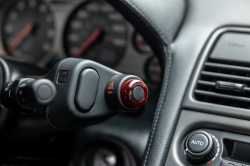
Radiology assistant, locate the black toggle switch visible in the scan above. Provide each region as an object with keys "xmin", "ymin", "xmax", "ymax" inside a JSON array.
[
  {"xmin": 1, "ymin": 78, "xmax": 57, "ymax": 113},
  {"xmin": 0, "ymin": 58, "xmax": 149, "ymax": 131}
]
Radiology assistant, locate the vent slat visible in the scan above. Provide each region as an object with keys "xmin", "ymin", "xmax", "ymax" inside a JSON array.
[
  {"xmin": 201, "ymin": 71, "xmax": 250, "ymax": 82},
  {"xmin": 195, "ymin": 90, "xmax": 250, "ymax": 102},
  {"xmin": 205, "ymin": 62, "xmax": 250, "ymax": 72},
  {"xmin": 196, "ymin": 60, "xmax": 250, "ymax": 109},
  {"xmin": 198, "ymin": 80, "xmax": 216, "ymax": 87}
]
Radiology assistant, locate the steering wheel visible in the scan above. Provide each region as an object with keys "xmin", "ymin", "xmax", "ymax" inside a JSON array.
[{"xmin": 104, "ymin": 0, "xmax": 185, "ymax": 165}]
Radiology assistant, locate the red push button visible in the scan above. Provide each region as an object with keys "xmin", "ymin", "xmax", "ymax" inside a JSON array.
[
  {"xmin": 120, "ymin": 79, "xmax": 148, "ymax": 108},
  {"xmin": 105, "ymin": 75, "xmax": 149, "ymax": 112}
]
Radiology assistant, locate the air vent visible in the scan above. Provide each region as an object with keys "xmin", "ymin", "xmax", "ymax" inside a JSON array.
[{"xmin": 195, "ymin": 60, "xmax": 250, "ymax": 109}]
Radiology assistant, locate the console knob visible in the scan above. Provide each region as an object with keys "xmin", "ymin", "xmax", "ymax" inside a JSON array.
[
  {"xmin": 105, "ymin": 75, "xmax": 148, "ymax": 112},
  {"xmin": 184, "ymin": 131, "xmax": 217, "ymax": 164},
  {"xmin": 120, "ymin": 79, "xmax": 148, "ymax": 108},
  {"xmin": 16, "ymin": 78, "xmax": 57, "ymax": 108},
  {"xmin": 1, "ymin": 78, "xmax": 56, "ymax": 113}
]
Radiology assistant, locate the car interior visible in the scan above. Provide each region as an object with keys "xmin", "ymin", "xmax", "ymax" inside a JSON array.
[{"xmin": 0, "ymin": 0, "xmax": 249, "ymax": 166}]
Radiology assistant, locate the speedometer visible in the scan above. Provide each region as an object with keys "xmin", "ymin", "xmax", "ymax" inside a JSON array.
[
  {"xmin": 64, "ymin": 0, "xmax": 127, "ymax": 68},
  {"xmin": 1, "ymin": 0, "xmax": 55, "ymax": 63}
]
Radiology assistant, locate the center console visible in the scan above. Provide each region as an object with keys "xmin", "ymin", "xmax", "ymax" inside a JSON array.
[{"xmin": 166, "ymin": 110, "xmax": 250, "ymax": 166}]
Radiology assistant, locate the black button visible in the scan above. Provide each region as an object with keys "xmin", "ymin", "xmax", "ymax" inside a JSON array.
[
  {"xmin": 188, "ymin": 133, "xmax": 209, "ymax": 153},
  {"xmin": 58, "ymin": 70, "xmax": 70, "ymax": 84},
  {"xmin": 132, "ymin": 86, "xmax": 145, "ymax": 101}
]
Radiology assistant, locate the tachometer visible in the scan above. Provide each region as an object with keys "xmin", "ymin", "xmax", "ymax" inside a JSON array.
[
  {"xmin": 64, "ymin": 0, "xmax": 127, "ymax": 68},
  {"xmin": 1, "ymin": 0, "xmax": 55, "ymax": 63}
]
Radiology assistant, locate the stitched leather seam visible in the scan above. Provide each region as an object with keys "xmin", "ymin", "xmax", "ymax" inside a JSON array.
[
  {"xmin": 118, "ymin": 1, "xmax": 173, "ymax": 165},
  {"xmin": 110, "ymin": 0, "xmax": 172, "ymax": 165},
  {"xmin": 143, "ymin": 46, "xmax": 172, "ymax": 166}
]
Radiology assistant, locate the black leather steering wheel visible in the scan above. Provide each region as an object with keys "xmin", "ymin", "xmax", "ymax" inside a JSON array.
[{"xmin": 106, "ymin": 0, "xmax": 186, "ymax": 165}]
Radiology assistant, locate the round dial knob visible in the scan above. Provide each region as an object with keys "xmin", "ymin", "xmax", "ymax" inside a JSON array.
[
  {"xmin": 184, "ymin": 131, "xmax": 217, "ymax": 164},
  {"xmin": 120, "ymin": 79, "xmax": 148, "ymax": 108},
  {"xmin": 105, "ymin": 75, "xmax": 148, "ymax": 112}
]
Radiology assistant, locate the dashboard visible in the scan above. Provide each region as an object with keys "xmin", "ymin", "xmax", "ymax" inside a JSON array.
[
  {"xmin": 0, "ymin": 0, "xmax": 162, "ymax": 166},
  {"xmin": 2, "ymin": 0, "xmax": 250, "ymax": 166},
  {"xmin": 0, "ymin": 0, "xmax": 162, "ymax": 86}
]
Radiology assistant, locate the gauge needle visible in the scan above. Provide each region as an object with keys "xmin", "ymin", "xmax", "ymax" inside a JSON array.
[
  {"xmin": 73, "ymin": 29, "xmax": 102, "ymax": 58},
  {"xmin": 7, "ymin": 22, "xmax": 34, "ymax": 54}
]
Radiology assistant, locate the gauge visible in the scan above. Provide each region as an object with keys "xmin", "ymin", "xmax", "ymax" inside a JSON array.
[
  {"xmin": 133, "ymin": 31, "xmax": 152, "ymax": 53},
  {"xmin": 1, "ymin": 0, "xmax": 55, "ymax": 63},
  {"xmin": 64, "ymin": 0, "xmax": 127, "ymax": 68},
  {"xmin": 144, "ymin": 56, "xmax": 162, "ymax": 83}
]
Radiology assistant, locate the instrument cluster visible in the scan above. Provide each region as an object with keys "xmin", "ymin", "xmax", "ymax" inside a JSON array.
[{"xmin": 0, "ymin": 0, "xmax": 161, "ymax": 85}]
